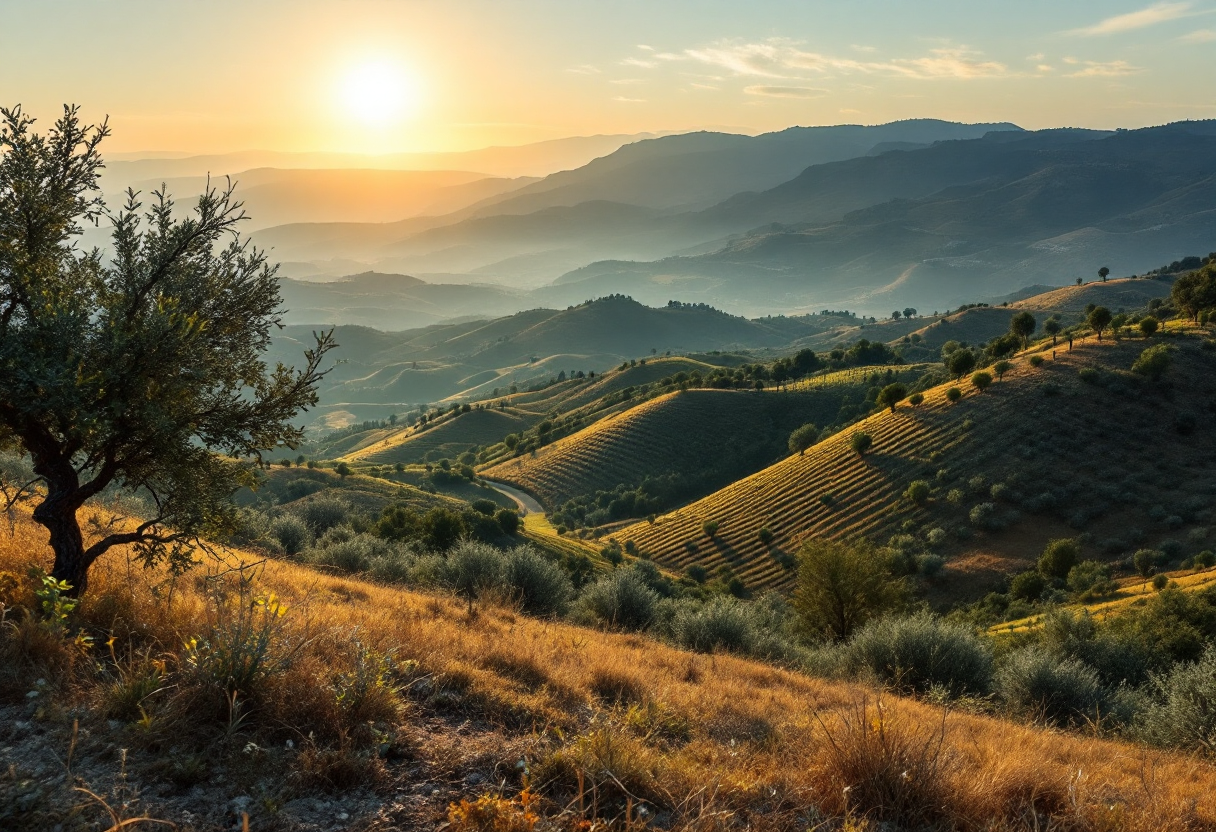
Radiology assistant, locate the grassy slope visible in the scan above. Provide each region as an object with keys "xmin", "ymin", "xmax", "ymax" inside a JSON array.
[
  {"xmin": 483, "ymin": 388, "xmax": 849, "ymax": 510},
  {"xmin": 3, "ymin": 514, "xmax": 1214, "ymax": 831},
  {"xmin": 345, "ymin": 408, "xmax": 540, "ymax": 465},
  {"xmin": 611, "ymin": 334, "xmax": 1216, "ymax": 598}
]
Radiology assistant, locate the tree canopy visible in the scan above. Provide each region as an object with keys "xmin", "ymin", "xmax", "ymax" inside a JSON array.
[
  {"xmin": 0, "ymin": 106, "xmax": 334, "ymax": 595},
  {"xmin": 1171, "ymin": 264, "xmax": 1216, "ymax": 321},
  {"xmin": 794, "ymin": 538, "xmax": 905, "ymax": 640}
]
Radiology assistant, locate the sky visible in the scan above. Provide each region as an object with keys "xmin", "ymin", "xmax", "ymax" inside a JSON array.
[{"xmin": 2, "ymin": 0, "xmax": 1215, "ymax": 155}]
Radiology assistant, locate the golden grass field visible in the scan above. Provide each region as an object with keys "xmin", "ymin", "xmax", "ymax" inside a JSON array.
[{"xmin": 5, "ymin": 512, "xmax": 1216, "ymax": 830}]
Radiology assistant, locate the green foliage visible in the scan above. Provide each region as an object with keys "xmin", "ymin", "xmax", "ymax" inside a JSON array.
[
  {"xmin": 1028, "ymin": 355, "xmax": 1044, "ymax": 368},
  {"xmin": 788, "ymin": 423, "xmax": 820, "ymax": 455},
  {"xmin": 668, "ymin": 596, "xmax": 794, "ymax": 660},
  {"xmin": 1009, "ymin": 570, "xmax": 1046, "ymax": 602},
  {"xmin": 947, "ymin": 349, "xmax": 977, "ymax": 380},
  {"xmin": 876, "ymin": 382, "xmax": 907, "ymax": 412},
  {"xmin": 904, "ymin": 480, "xmax": 931, "ymax": 506},
  {"xmin": 1131, "ymin": 343, "xmax": 1175, "ymax": 381},
  {"xmin": 1077, "ymin": 367, "xmax": 1100, "ymax": 384},
  {"xmin": 794, "ymin": 538, "xmax": 905, "ymax": 641},
  {"xmin": 994, "ymin": 646, "xmax": 1105, "ymax": 726},
  {"xmin": 445, "ymin": 540, "xmax": 505, "ymax": 609},
  {"xmin": 1038, "ymin": 538, "xmax": 1080, "ymax": 579},
  {"xmin": 184, "ymin": 584, "xmax": 298, "ymax": 697},
  {"xmin": 945, "ymin": 387, "xmax": 962, "ymax": 403},
  {"xmin": 1137, "ymin": 645, "xmax": 1216, "ymax": 751},
  {"xmin": 907, "ymin": 392, "xmax": 924, "ymax": 406},
  {"xmin": 850, "ymin": 431, "xmax": 873, "ymax": 455},
  {"xmin": 757, "ymin": 527, "xmax": 775, "ymax": 545},
  {"xmin": 1171, "ymin": 263, "xmax": 1216, "ymax": 320},
  {"xmin": 1139, "ymin": 316, "xmax": 1159, "ymax": 337},
  {"xmin": 269, "ymin": 514, "xmax": 313, "ymax": 556},
  {"xmin": 0, "ymin": 107, "xmax": 335, "ymax": 595},
  {"xmin": 34, "ymin": 573, "xmax": 79, "ymax": 630},
  {"xmin": 504, "ymin": 546, "xmax": 574, "ymax": 617},
  {"xmin": 970, "ymin": 371, "xmax": 992, "ymax": 393},
  {"xmin": 1067, "ymin": 561, "xmax": 1115, "ymax": 601},
  {"xmin": 575, "ymin": 566, "xmax": 659, "ymax": 631},
  {"xmin": 291, "ymin": 495, "xmax": 352, "ymax": 535},
  {"xmin": 1134, "ymin": 548, "xmax": 1161, "ymax": 578},
  {"xmin": 495, "ymin": 508, "xmax": 520, "ymax": 535},
  {"xmin": 992, "ymin": 360, "xmax": 1012, "ymax": 380},
  {"xmin": 702, "ymin": 519, "xmax": 719, "ymax": 537},
  {"xmin": 1009, "ymin": 311, "xmax": 1036, "ymax": 347},
  {"xmin": 1087, "ymin": 306, "xmax": 1113, "ymax": 339},
  {"xmin": 841, "ymin": 613, "xmax": 992, "ymax": 698}
]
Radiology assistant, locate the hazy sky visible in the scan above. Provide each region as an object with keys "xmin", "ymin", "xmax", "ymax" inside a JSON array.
[{"xmin": 3, "ymin": 0, "xmax": 1215, "ymax": 154}]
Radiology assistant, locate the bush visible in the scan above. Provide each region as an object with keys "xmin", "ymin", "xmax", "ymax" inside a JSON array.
[
  {"xmin": 291, "ymin": 495, "xmax": 352, "ymax": 535},
  {"xmin": 702, "ymin": 519, "xmax": 719, "ymax": 537},
  {"xmin": 1137, "ymin": 645, "xmax": 1216, "ymax": 751},
  {"xmin": 575, "ymin": 567, "xmax": 659, "ymax": 631},
  {"xmin": 270, "ymin": 514, "xmax": 313, "ymax": 556},
  {"xmin": 305, "ymin": 530, "xmax": 394, "ymax": 574},
  {"xmin": 916, "ymin": 554, "xmax": 945, "ymax": 580},
  {"xmin": 970, "ymin": 371, "xmax": 992, "ymax": 393},
  {"xmin": 1077, "ymin": 367, "xmax": 1100, "ymax": 384},
  {"xmin": 757, "ymin": 527, "xmax": 774, "ymax": 545},
  {"xmin": 994, "ymin": 647, "xmax": 1105, "ymax": 726},
  {"xmin": 1038, "ymin": 538, "xmax": 1080, "ymax": 579},
  {"xmin": 945, "ymin": 387, "xmax": 962, "ymax": 403},
  {"xmin": 969, "ymin": 502, "xmax": 999, "ymax": 530},
  {"xmin": 904, "ymin": 480, "xmax": 931, "ymax": 506},
  {"xmin": 1009, "ymin": 570, "xmax": 1046, "ymax": 602},
  {"xmin": 851, "ymin": 431, "xmax": 873, "ymax": 455},
  {"xmin": 1067, "ymin": 561, "xmax": 1115, "ymax": 601},
  {"xmin": 670, "ymin": 597, "xmax": 756, "ymax": 655},
  {"xmin": 1132, "ymin": 343, "xmax": 1175, "ymax": 381},
  {"xmin": 1029, "ymin": 355, "xmax": 1045, "ymax": 368},
  {"xmin": 1133, "ymin": 548, "xmax": 1161, "ymax": 578},
  {"xmin": 840, "ymin": 613, "xmax": 992, "ymax": 698},
  {"xmin": 495, "ymin": 508, "xmax": 521, "ymax": 535},
  {"xmin": 445, "ymin": 541, "xmax": 507, "ymax": 609},
  {"xmin": 505, "ymin": 546, "xmax": 574, "ymax": 617},
  {"xmin": 908, "ymin": 392, "xmax": 924, "ymax": 406}
]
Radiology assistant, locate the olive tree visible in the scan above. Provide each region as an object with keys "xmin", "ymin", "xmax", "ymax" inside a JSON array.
[
  {"xmin": 794, "ymin": 538, "xmax": 904, "ymax": 641},
  {"xmin": 970, "ymin": 371, "xmax": 993, "ymax": 393},
  {"xmin": 1098, "ymin": 266, "xmax": 1110, "ymax": 282},
  {"xmin": 1087, "ymin": 306, "xmax": 1113, "ymax": 340},
  {"xmin": 788, "ymin": 423, "xmax": 820, "ymax": 456},
  {"xmin": 0, "ymin": 106, "xmax": 334, "ymax": 595},
  {"xmin": 1138, "ymin": 316, "xmax": 1159, "ymax": 338},
  {"xmin": 1009, "ymin": 311, "xmax": 1036, "ymax": 349},
  {"xmin": 876, "ymin": 382, "xmax": 907, "ymax": 412}
]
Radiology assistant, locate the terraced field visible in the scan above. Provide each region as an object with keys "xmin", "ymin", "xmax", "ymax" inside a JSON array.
[
  {"xmin": 344, "ymin": 407, "xmax": 539, "ymax": 464},
  {"xmin": 484, "ymin": 388, "xmax": 853, "ymax": 510},
  {"xmin": 1009, "ymin": 275, "xmax": 1173, "ymax": 314},
  {"xmin": 610, "ymin": 334, "xmax": 1216, "ymax": 597},
  {"xmin": 784, "ymin": 364, "xmax": 936, "ymax": 391}
]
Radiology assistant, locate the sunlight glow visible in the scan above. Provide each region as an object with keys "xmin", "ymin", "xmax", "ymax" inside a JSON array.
[{"xmin": 339, "ymin": 58, "xmax": 419, "ymax": 126}]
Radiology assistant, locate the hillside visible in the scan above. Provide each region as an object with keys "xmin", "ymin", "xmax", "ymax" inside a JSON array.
[
  {"xmin": 4, "ymin": 511, "xmax": 1214, "ymax": 830},
  {"xmin": 611, "ymin": 333, "xmax": 1216, "ymax": 599},
  {"xmin": 348, "ymin": 407, "xmax": 539, "ymax": 465},
  {"xmin": 550, "ymin": 122, "xmax": 1216, "ymax": 315},
  {"xmin": 483, "ymin": 388, "xmax": 853, "ymax": 513}
]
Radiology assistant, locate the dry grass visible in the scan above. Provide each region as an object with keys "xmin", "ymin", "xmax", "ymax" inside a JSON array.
[{"xmin": 4, "ymin": 512, "xmax": 1216, "ymax": 830}]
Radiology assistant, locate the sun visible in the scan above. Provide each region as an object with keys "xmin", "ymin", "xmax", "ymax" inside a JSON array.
[{"xmin": 339, "ymin": 58, "xmax": 418, "ymax": 126}]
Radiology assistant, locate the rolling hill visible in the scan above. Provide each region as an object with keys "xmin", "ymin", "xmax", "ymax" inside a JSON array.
[
  {"xmin": 483, "ymin": 388, "xmax": 855, "ymax": 513},
  {"xmin": 608, "ymin": 332, "xmax": 1216, "ymax": 600}
]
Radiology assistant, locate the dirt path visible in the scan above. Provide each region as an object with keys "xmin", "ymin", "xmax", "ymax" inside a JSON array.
[{"xmin": 481, "ymin": 478, "xmax": 544, "ymax": 516}]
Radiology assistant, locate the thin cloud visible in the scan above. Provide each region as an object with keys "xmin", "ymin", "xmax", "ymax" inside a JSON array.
[
  {"xmin": 1071, "ymin": 2, "xmax": 1192, "ymax": 35},
  {"xmin": 682, "ymin": 39, "xmax": 1009, "ymax": 80},
  {"xmin": 745, "ymin": 85, "xmax": 829, "ymax": 98},
  {"xmin": 851, "ymin": 44, "xmax": 877, "ymax": 53},
  {"xmin": 1181, "ymin": 27, "xmax": 1216, "ymax": 41},
  {"xmin": 1067, "ymin": 59, "xmax": 1142, "ymax": 77},
  {"xmin": 612, "ymin": 96, "xmax": 646, "ymax": 103},
  {"xmin": 621, "ymin": 57, "xmax": 658, "ymax": 69}
]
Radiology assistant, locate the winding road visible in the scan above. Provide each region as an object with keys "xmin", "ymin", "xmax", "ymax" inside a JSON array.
[{"xmin": 481, "ymin": 478, "xmax": 545, "ymax": 517}]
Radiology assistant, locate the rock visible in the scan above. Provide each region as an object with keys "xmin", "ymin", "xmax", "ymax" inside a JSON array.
[{"xmin": 464, "ymin": 773, "xmax": 486, "ymax": 786}]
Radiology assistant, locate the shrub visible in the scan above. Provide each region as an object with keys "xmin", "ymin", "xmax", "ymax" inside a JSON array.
[
  {"xmin": 1133, "ymin": 548, "xmax": 1161, "ymax": 578},
  {"xmin": 1029, "ymin": 355, "xmax": 1044, "ymax": 368},
  {"xmin": 794, "ymin": 539, "xmax": 905, "ymax": 641},
  {"xmin": 1152, "ymin": 573, "xmax": 1170, "ymax": 591},
  {"xmin": 495, "ymin": 508, "xmax": 521, "ymax": 536},
  {"xmin": 915, "ymin": 554, "xmax": 945, "ymax": 580},
  {"xmin": 670, "ymin": 597, "xmax": 757, "ymax": 655},
  {"xmin": 1137, "ymin": 645, "xmax": 1216, "ymax": 751},
  {"xmin": 757, "ymin": 527, "xmax": 775, "ymax": 545},
  {"xmin": 1196, "ymin": 550, "xmax": 1216, "ymax": 568},
  {"xmin": 925, "ymin": 528, "xmax": 947, "ymax": 547},
  {"xmin": 702, "ymin": 519, "xmax": 719, "ymax": 537},
  {"xmin": 904, "ymin": 480, "xmax": 931, "ymax": 506},
  {"xmin": 851, "ymin": 431, "xmax": 873, "ymax": 455},
  {"xmin": 183, "ymin": 584, "xmax": 301, "ymax": 698},
  {"xmin": 970, "ymin": 371, "xmax": 992, "ymax": 393},
  {"xmin": 1077, "ymin": 367, "xmax": 1100, "ymax": 384},
  {"xmin": 1067, "ymin": 561, "xmax": 1115, "ymax": 601},
  {"xmin": 445, "ymin": 540, "xmax": 507, "ymax": 610},
  {"xmin": 994, "ymin": 647, "xmax": 1105, "ymax": 726},
  {"xmin": 877, "ymin": 382, "xmax": 908, "ymax": 412},
  {"xmin": 993, "ymin": 360, "xmax": 1012, "ymax": 380},
  {"xmin": 908, "ymin": 392, "xmax": 924, "ymax": 406},
  {"xmin": 1038, "ymin": 538, "xmax": 1080, "ymax": 579},
  {"xmin": 505, "ymin": 546, "xmax": 574, "ymax": 617},
  {"xmin": 1132, "ymin": 344, "xmax": 1175, "ymax": 381},
  {"xmin": 841, "ymin": 614, "xmax": 992, "ymax": 698},
  {"xmin": 270, "ymin": 514, "xmax": 313, "ymax": 556},
  {"xmin": 945, "ymin": 387, "xmax": 962, "ymax": 403},
  {"xmin": 969, "ymin": 502, "xmax": 999, "ymax": 530},
  {"xmin": 575, "ymin": 567, "xmax": 659, "ymax": 631},
  {"xmin": 1009, "ymin": 570, "xmax": 1046, "ymax": 602},
  {"xmin": 291, "ymin": 495, "xmax": 352, "ymax": 535}
]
